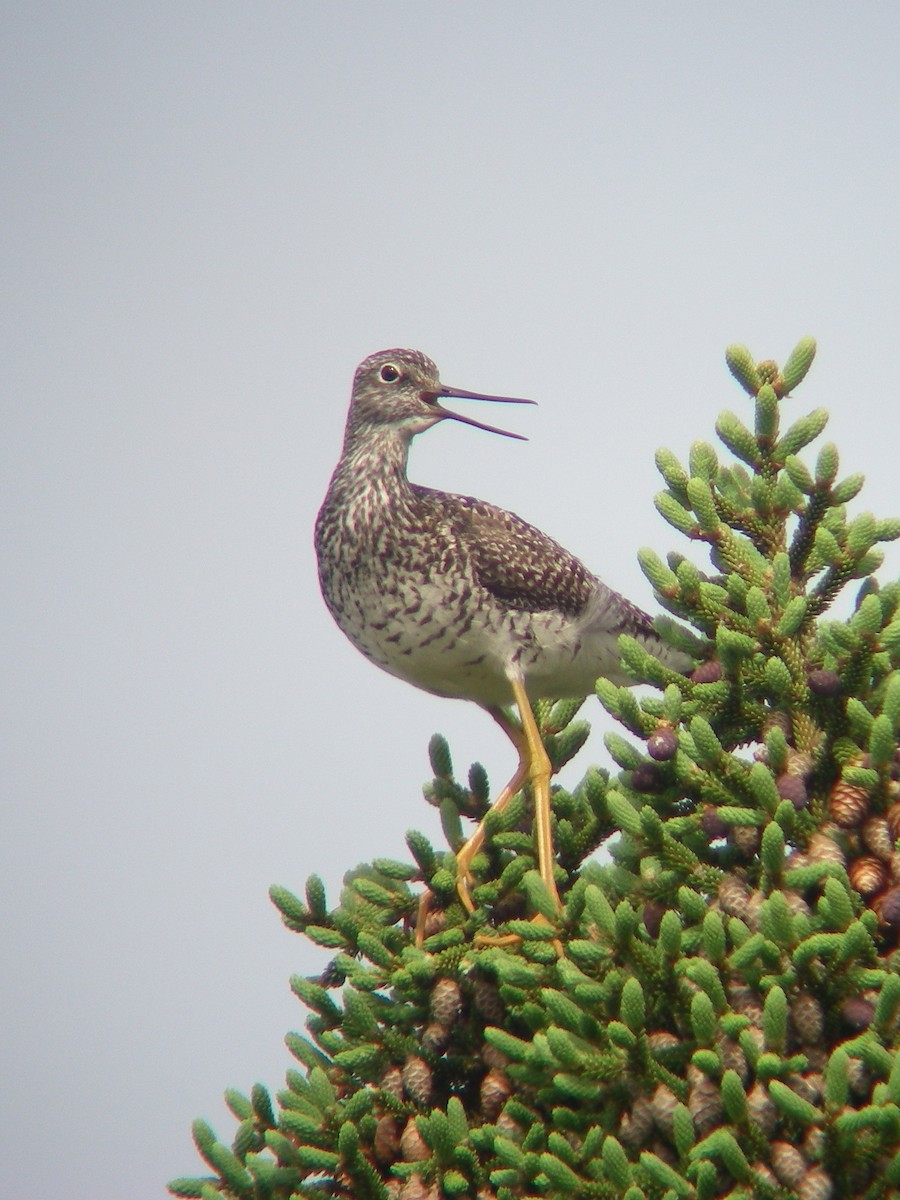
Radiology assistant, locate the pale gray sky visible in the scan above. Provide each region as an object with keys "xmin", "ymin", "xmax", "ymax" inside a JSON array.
[{"xmin": 3, "ymin": 5, "xmax": 900, "ymax": 1197}]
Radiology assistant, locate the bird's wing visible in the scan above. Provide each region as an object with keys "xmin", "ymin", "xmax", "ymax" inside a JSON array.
[
  {"xmin": 418, "ymin": 489, "xmax": 597, "ymax": 616},
  {"xmin": 411, "ymin": 485, "xmax": 692, "ymax": 671}
]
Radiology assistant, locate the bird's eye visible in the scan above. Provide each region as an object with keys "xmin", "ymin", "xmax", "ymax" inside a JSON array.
[{"xmin": 379, "ymin": 364, "xmax": 401, "ymax": 383}]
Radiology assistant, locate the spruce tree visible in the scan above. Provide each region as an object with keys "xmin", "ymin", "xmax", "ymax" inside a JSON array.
[{"xmin": 170, "ymin": 338, "xmax": 900, "ymax": 1200}]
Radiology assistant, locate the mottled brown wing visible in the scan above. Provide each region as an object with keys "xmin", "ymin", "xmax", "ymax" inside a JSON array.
[{"xmin": 419, "ymin": 489, "xmax": 596, "ymax": 616}]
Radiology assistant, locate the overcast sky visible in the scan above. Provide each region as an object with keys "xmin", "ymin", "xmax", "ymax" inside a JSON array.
[{"xmin": 4, "ymin": 5, "xmax": 900, "ymax": 1197}]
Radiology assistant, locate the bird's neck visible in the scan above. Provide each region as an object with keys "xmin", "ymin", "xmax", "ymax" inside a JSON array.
[{"xmin": 325, "ymin": 425, "xmax": 417, "ymax": 528}]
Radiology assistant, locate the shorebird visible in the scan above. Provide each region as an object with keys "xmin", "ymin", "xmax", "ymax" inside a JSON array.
[{"xmin": 315, "ymin": 349, "xmax": 692, "ymax": 921}]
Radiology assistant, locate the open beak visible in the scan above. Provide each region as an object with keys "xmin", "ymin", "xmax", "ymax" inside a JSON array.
[{"xmin": 422, "ymin": 384, "xmax": 536, "ymax": 441}]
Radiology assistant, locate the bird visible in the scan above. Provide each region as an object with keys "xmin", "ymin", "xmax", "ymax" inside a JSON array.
[{"xmin": 315, "ymin": 348, "xmax": 693, "ymax": 924}]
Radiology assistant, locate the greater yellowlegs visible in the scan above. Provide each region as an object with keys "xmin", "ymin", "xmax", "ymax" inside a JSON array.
[{"xmin": 315, "ymin": 349, "xmax": 691, "ymax": 918}]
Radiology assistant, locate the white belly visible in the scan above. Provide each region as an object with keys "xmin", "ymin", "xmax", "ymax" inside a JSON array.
[{"xmin": 326, "ymin": 569, "xmax": 629, "ymax": 708}]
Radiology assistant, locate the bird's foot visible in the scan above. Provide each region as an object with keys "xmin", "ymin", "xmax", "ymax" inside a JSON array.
[
  {"xmin": 413, "ymin": 887, "xmax": 457, "ymax": 949},
  {"xmin": 414, "ymin": 889, "xmax": 432, "ymax": 949},
  {"xmin": 455, "ymin": 870, "xmax": 477, "ymax": 915},
  {"xmin": 474, "ymin": 912, "xmax": 563, "ymax": 958}
]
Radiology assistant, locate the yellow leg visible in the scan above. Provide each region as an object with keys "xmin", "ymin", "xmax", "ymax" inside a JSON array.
[
  {"xmin": 454, "ymin": 677, "xmax": 562, "ymax": 915},
  {"xmin": 414, "ymin": 889, "xmax": 432, "ymax": 948},
  {"xmin": 454, "ymin": 707, "xmax": 529, "ymax": 912},
  {"xmin": 507, "ymin": 673, "xmax": 562, "ymax": 912}
]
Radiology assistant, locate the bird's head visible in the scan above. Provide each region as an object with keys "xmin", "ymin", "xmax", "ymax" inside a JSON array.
[{"xmin": 347, "ymin": 348, "xmax": 534, "ymax": 442}]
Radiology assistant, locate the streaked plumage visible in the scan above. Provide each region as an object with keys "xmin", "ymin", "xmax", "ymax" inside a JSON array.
[
  {"xmin": 316, "ymin": 349, "xmax": 688, "ymax": 709},
  {"xmin": 315, "ymin": 349, "xmax": 691, "ymax": 919}
]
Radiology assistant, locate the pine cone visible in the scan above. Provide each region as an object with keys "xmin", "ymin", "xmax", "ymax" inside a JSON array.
[
  {"xmin": 472, "ymin": 978, "xmax": 505, "ymax": 1023},
  {"xmin": 750, "ymin": 1162, "xmax": 779, "ymax": 1190},
  {"xmin": 691, "ymin": 659, "xmax": 723, "ymax": 684},
  {"xmin": 785, "ymin": 749, "xmax": 816, "ymax": 778},
  {"xmin": 481, "ymin": 1043, "xmax": 509, "ymax": 1072},
  {"xmin": 777, "ymin": 773, "xmax": 808, "ymax": 809},
  {"xmin": 651, "ymin": 1083, "xmax": 678, "ymax": 1136},
  {"xmin": 730, "ymin": 823, "xmax": 761, "ymax": 858},
  {"xmin": 718, "ymin": 1035, "xmax": 749, "ymax": 1083},
  {"xmin": 687, "ymin": 1067, "xmax": 723, "ymax": 1135},
  {"xmin": 374, "ymin": 1116, "xmax": 400, "ymax": 1164},
  {"xmin": 788, "ymin": 1071, "xmax": 823, "ymax": 1106},
  {"xmin": 718, "ymin": 876, "xmax": 751, "ymax": 919},
  {"xmin": 840, "ymin": 996, "xmax": 875, "ymax": 1031},
  {"xmin": 479, "ymin": 1068, "xmax": 511, "ymax": 1120},
  {"xmin": 728, "ymin": 982, "xmax": 765, "ymax": 1026},
  {"xmin": 873, "ymin": 885, "xmax": 900, "ymax": 928},
  {"xmin": 848, "ymin": 855, "xmax": 888, "ymax": 897},
  {"xmin": 808, "ymin": 669, "xmax": 841, "ymax": 697},
  {"xmin": 847, "ymin": 1057, "xmax": 872, "ymax": 1097},
  {"xmin": 829, "ymin": 779, "xmax": 871, "ymax": 828},
  {"xmin": 421, "ymin": 1021, "xmax": 450, "ymax": 1053},
  {"xmin": 400, "ymin": 1118, "xmax": 430, "ymax": 1163},
  {"xmin": 647, "ymin": 727, "xmax": 679, "ymax": 761},
  {"xmin": 399, "ymin": 1176, "xmax": 439, "ymax": 1200},
  {"xmin": 807, "ymin": 827, "xmax": 846, "ymax": 866},
  {"xmin": 746, "ymin": 1082, "xmax": 778, "ymax": 1137},
  {"xmin": 646, "ymin": 1030, "xmax": 682, "ymax": 1066},
  {"xmin": 402, "ymin": 1056, "xmax": 433, "ymax": 1105},
  {"xmin": 770, "ymin": 1141, "xmax": 808, "ymax": 1187},
  {"xmin": 797, "ymin": 1167, "xmax": 834, "ymax": 1200},
  {"xmin": 429, "ymin": 977, "xmax": 462, "ymax": 1027},
  {"xmin": 618, "ymin": 1094, "xmax": 655, "ymax": 1146},
  {"xmin": 861, "ymin": 816, "xmax": 894, "ymax": 861},
  {"xmin": 791, "ymin": 992, "xmax": 824, "ymax": 1044},
  {"xmin": 762, "ymin": 710, "xmax": 792, "ymax": 739},
  {"xmin": 380, "ymin": 1064, "xmax": 404, "ymax": 1102}
]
